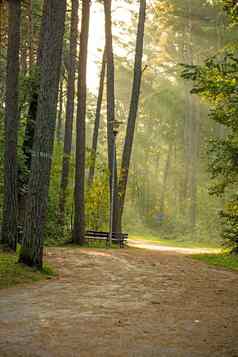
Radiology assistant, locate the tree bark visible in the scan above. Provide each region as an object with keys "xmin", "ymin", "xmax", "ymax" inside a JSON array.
[
  {"xmin": 73, "ymin": 0, "xmax": 91, "ymax": 245},
  {"xmin": 189, "ymin": 97, "xmax": 200, "ymax": 228},
  {"xmin": 104, "ymin": 0, "xmax": 120, "ymax": 233},
  {"xmin": 19, "ymin": 0, "xmax": 66, "ymax": 269},
  {"xmin": 87, "ymin": 49, "xmax": 106, "ymax": 188},
  {"xmin": 56, "ymin": 75, "xmax": 64, "ymax": 141},
  {"xmin": 21, "ymin": 0, "xmax": 47, "ymax": 177},
  {"xmin": 185, "ymin": 1, "xmax": 199, "ymax": 229},
  {"xmin": 19, "ymin": 1, "xmax": 60, "ymax": 228},
  {"xmin": 19, "ymin": 1, "xmax": 51, "ymax": 228},
  {"xmin": 117, "ymin": 0, "xmax": 146, "ymax": 231},
  {"xmin": 20, "ymin": 39, "xmax": 28, "ymax": 75},
  {"xmin": 1, "ymin": 0, "xmax": 21, "ymax": 250},
  {"xmin": 180, "ymin": 2, "xmax": 194, "ymax": 218},
  {"xmin": 159, "ymin": 142, "xmax": 173, "ymax": 214},
  {"xmin": 28, "ymin": 0, "xmax": 34, "ymax": 70},
  {"xmin": 0, "ymin": 2, "xmax": 4, "ymax": 51},
  {"xmin": 59, "ymin": 0, "xmax": 79, "ymax": 226}
]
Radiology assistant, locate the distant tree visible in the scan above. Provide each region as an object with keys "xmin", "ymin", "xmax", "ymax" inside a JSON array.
[
  {"xmin": 28, "ymin": 0, "xmax": 34, "ymax": 70},
  {"xmin": 19, "ymin": 0, "xmax": 66, "ymax": 268},
  {"xmin": 88, "ymin": 49, "xmax": 106, "ymax": 188},
  {"xmin": 159, "ymin": 142, "xmax": 173, "ymax": 215},
  {"xmin": 0, "ymin": 1, "xmax": 8, "ymax": 107},
  {"xmin": 104, "ymin": 0, "xmax": 120, "ymax": 233},
  {"xmin": 56, "ymin": 75, "xmax": 65, "ymax": 142},
  {"xmin": 73, "ymin": 0, "xmax": 91, "ymax": 245},
  {"xmin": 1, "ymin": 0, "xmax": 21, "ymax": 250},
  {"xmin": 182, "ymin": 12, "xmax": 238, "ymax": 251},
  {"xmin": 59, "ymin": 0, "xmax": 79, "ymax": 226},
  {"xmin": 117, "ymin": 0, "xmax": 146, "ymax": 231}
]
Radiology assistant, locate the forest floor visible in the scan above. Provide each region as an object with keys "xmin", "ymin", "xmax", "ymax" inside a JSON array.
[{"xmin": 0, "ymin": 245, "xmax": 238, "ymax": 357}]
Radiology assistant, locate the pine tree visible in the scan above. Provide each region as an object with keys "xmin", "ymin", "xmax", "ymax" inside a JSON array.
[
  {"xmin": 19, "ymin": 0, "xmax": 66, "ymax": 268},
  {"xmin": 59, "ymin": 0, "xmax": 79, "ymax": 226},
  {"xmin": 73, "ymin": 0, "xmax": 91, "ymax": 244},
  {"xmin": 2, "ymin": 0, "xmax": 21, "ymax": 250},
  {"xmin": 117, "ymin": 0, "xmax": 146, "ymax": 231}
]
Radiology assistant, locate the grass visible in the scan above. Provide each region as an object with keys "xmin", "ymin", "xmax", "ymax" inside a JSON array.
[
  {"xmin": 130, "ymin": 234, "xmax": 221, "ymax": 249},
  {"xmin": 0, "ymin": 248, "xmax": 56, "ymax": 289},
  {"xmin": 191, "ymin": 252, "xmax": 238, "ymax": 271}
]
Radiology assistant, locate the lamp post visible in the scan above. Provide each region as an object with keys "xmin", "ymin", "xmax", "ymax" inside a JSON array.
[{"xmin": 108, "ymin": 120, "xmax": 123, "ymax": 248}]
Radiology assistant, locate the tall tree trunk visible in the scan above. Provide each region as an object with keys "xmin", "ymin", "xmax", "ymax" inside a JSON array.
[
  {"xmin": 28, "ymin": 0, "xmax": 34, "ymax": 70},
  {"xmin": 20, "ymin": 40, "xmax": 28, "ymax": 75},
  {"xmin": 117, "ymin": 0, "xmax": 146, "ymax": 231},
  {"xmin": 159, "ymin": 142, "xmax": 173, "ymax": 214},
  {"xmin": 104, "ymin": 0, "xmax": 120, "ymax": 233},
  {"xmin": 189, "ymin": 97, "xmax": 200, "ymax": 228},
  {"xmin": 180, "ymin": 2, "xmax": 194, "ymax": 218},
  {"xmin": 1, "ymin": 0, "xmax": 21, "ymax": 250},
  {"xmin": 182, "ymin": 88, "xmax": 193, "ymax": 204},
  {"xmin": 73, "ymin": 0, "xmax": 91, "ymax": 245},
  {"xmin": 185, "ymin": 2, "xmax": 199, "ymax": 229},
  {"xmin": 215, "ymin": 12, "xmax": 225, "ymax": 139},
  {"xmin": 0, "ymin": 1, "xmax": 8, "ymax": 105},
  {"xmin": 0, "ymin": 2, "xmax": 4, "ymax": 51},
  {"xmin": 59, "ymin": 0, "xmax": 79, "ymax": 226},
  {"xmin": 19, "ymin": 0, "xmax": 66, "ymax": 269},
  {"xmin": 21, "ymin": 0, "xmax": 47, "ymax": 177},
  {"xmin": 56, "ymin": 75, "xmax": 64, "ymax": 141},
  {"xmin": 87, "ymin": 49, "xmax": 106, "ymax": 188},
  {"xmin": 18, "ymin": 1, "xmax": 48, "ymax": 226}
]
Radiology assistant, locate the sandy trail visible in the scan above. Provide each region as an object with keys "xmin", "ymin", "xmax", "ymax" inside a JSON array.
[
  {"xmin": 0, "ymin": 246, "xmax": 237, "ymax": 357},
  {"xmin": 128, "ymin": 239, "xmax": 221, "ymax": 254}
]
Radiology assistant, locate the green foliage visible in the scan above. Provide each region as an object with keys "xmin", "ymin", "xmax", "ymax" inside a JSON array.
[
  {"xmin": 116, "ymin": 0, "xmax": 225, "ymax": 243},
  {"xmin": 223, "ymin": 0, "xmax": 238, "ymax": 23},
  {"xmin": 45, "ymin": 142, "xmax": 75, "ymax": 245},
  {"xmin": 45, "ymin": 143, "xmax": 110, "ymax": 245},
  {"xmin": 1, "ymin": 0, "xmax": 234, "ymax": 252},
  {"xmin": 86, "ymin": 159, "xmax": 109, "ymax": 231},
  {"xmin": 181, "ymin": 15, "xmax": 238, "ymax": 250},
  {"xmin": 220, "ymin": 197, "xmax": 238, "ymax": 250},
  {"xmin": 182, "ymin": 53, "xmax": 238, "ymax": 130}
]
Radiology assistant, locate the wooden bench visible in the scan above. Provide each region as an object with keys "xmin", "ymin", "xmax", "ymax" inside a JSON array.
[{"xmin": 85, "ymin": 230, "xmax": 128, "ymax": 248}]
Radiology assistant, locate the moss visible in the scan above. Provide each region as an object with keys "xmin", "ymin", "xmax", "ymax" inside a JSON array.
[{"xmin": 0, "ymin": 247, "xmax": 56, "ymax": 289}]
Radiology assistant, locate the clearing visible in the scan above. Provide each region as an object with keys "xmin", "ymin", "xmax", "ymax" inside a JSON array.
[{"xmin": 0, "ymin": 245, "xmax": 237, "ymax": 357}]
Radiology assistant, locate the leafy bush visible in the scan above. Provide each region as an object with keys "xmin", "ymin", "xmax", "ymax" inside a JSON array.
[{"xmin": 86, "ymin": 162, "xmax": 109, "ymax": 231}]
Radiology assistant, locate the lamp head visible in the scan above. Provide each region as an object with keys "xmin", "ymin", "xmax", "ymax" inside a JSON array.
[{"xmin": 112, "ymin": 120, "xmax": 124, "ymax": 136}]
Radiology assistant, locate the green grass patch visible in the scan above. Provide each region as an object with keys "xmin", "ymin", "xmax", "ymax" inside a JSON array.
[
  {"xmin": 191, "ymin": 252, "xmax": 238, "ymax": 271},
  {"xmin": 130, "ymin": 234, "xmax": 221, "ymax": 249},
  {"xmin": 0, "ymin": 248, "xmax": 56, "ymax": 289}
]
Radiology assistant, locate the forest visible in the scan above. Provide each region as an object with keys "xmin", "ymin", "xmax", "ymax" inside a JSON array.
[{"xmin": 0, "ymin": 0, "xmax": 238, "ymax": 356}]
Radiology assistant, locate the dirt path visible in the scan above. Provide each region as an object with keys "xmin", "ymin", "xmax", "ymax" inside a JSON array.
[
  {"xmin": 0, "ymin": 247, "xmax": 237, "ymax": 357},
  {"xmin": 128, "ymin": 239, "xmax": 221, "ymax": 254}
]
